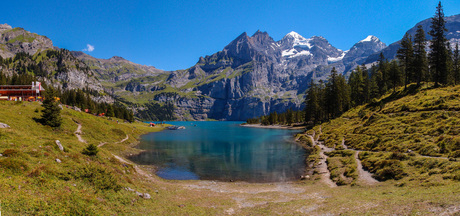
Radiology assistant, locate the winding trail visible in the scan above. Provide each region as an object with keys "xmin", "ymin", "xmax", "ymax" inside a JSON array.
[
  {"xmin": 317, "ymin": 143, "xmax": 336, "ymax": 188},
  {"xmin": 73, "ymin": 121, "xmax": 159, "ymax": 183},
  {"xmin": 354, "ymin": 151, "xmax": 379, "ymax": 185},
  {"xmin": 116, "ymin": 135, "xmax": 129, "ymax": 143},
  {"xmin": 307, "ymin": 126, "xmax": 336, "ymax": 188},
  {"xmin": 341, "ymin": 138, "xmax": 379, "ymax": 185},
  {"xmin": 74, "ymin": 122, "xmax": 87, "ymax": 143},
  {"xmin": 98, "ymin": 142, "xmax": 107, "ymax": 147}
]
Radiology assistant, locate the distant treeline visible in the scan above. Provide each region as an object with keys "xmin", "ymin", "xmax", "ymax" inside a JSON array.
[
  {"xmin": 249, "ymin": 3, "xmax": 460, "ymax": 126},
  {"xmin": 135, "ymin": 102, "xmax": 175, "ymax": 121},
  {"xmin": 246, "ymin": 108, "xmax": 304, "ymax": 125}
]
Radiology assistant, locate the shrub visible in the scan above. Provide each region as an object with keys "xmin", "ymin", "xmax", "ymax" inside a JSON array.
[
  {"xmin": 0, "ymin": 158, "xmax": 29, "ymax": 173},
  {"xmin": 75, "ymin": 164, "xmax": 121, "ymax": 191},
  {"xmin": 82, "ymin": 144, "xmax": 99, "ymax": 156},
  {"xmin": 2, "ymin": 149, "xmax": 19, "ymax": 157},
  {"xmin": 449, "ymin": 150, "xmax": 460, "ymax": 158},
  {"xmin": 389, "ymin": 152, "xmax": 409, "ymax": 161},
  {"xmin": 111, "ymin": 128, "xmax": 126, "ymax": 137}
]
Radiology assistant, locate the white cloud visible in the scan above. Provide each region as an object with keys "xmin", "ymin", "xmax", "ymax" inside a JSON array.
[{"xmin": 83, "ymin": 44, "xmax": 95, "ymax": 52}]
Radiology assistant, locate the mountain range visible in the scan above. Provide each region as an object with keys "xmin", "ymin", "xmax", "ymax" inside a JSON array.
[{"xmin": 1, "ymin": 14, "xmax": 460, "ymax": 120}]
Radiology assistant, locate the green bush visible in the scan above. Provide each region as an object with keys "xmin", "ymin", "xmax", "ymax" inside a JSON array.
[
  {"xmin": 111, "ymin": 128, "xmax": 126, "ymax": 137},
  {"xmin": 2, "ymin": 149, "xmax": 19, "ymax": 157},
  {"xmin": 362, "ymin": 158, "xmax": 406, "ymax": 181},
  {"xmin": 74, "ymin": 164, "xmax": 121, "ymax": 191},
  {"xmin": 449, "ymin": 150, "xmax": 460, "ymax": 158},
  {"xmin": 82, "ymin": 144, "xmax": 99, "ymax": 156},
  {"xmin": 0, "ymin": 158, "xmax": 29, "ymax": 173}
]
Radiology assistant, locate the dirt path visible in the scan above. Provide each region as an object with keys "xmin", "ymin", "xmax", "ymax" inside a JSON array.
[
  {"xmin": 116, "ymin": 135, "xmax": 129, "ymax": 143},
  {"xmin": 317, "ymin": 148, "xmax": 337, "ymax": 188},
  {"xmin": 354, "ymin": 151, "xmax": 379, "ymax": 185},
  {"xmin": 341, "ymin": 138, "xmax": 347, "ymax": 149},
  {"xmin": 309, "ymin": 126, "xmax": 336, "ymax": 188},
  {"xmin": 74, "ymin": 122, "xmax": 87, "ymax": 143},
  {"xmin": 341, "ymin": 138, "xmax": 378, "ymax": 184}
]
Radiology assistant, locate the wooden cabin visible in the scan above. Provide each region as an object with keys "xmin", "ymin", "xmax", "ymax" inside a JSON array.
[{"xmin": 0, "ymin": 82, "xmax": 44, "ymax": 101}]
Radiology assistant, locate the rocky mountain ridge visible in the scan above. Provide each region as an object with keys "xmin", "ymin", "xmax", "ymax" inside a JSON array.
[{"xmin": 2, "ymin": 13, "xmax": 460, "ymax": 121}]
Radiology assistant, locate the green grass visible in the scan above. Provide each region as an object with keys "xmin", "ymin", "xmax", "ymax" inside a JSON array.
[
  {"xmin": 1, "ymin": 87, "xmax": 460, "ymax": 215},
  {"xmin": 325, "ymin": 150, "xmax": 358, "ymax": 185},
  {"xmin": 316, "ymin": 84, "xmax": 460, "ymax": 185},
  {"xmin": 6, "ymin": 34, "xmax": 36, "ymax": 44}
]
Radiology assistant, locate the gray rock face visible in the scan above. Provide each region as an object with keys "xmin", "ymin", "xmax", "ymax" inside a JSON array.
[
  {"xmin": 71, "ymin": 51, "xmax": 165, "ymax": 83},
  {"xmin": 150, "ymin": 30, "xmax": 382, "ymax": 120},
  {"xmin": 0, "ymin": 24, "xmax": 54, "ymax": 58}
]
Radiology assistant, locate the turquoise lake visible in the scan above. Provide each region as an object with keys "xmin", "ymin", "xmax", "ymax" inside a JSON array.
[{"xmin": 129, "ymin": 121, "xmax": 307, "ymax": 182}]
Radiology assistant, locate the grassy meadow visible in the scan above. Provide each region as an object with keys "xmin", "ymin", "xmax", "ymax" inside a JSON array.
[{"xmin": 0, "ymin": 84, "xmax": 459, "ymax": 215}]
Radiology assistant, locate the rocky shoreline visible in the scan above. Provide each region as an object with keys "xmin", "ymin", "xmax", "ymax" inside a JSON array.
[{"xmin": 239, "ymin": 123, "xmax": 305, "ymax": 130}]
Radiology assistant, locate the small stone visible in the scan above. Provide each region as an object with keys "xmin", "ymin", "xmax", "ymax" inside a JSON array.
[
  {"xmin": 178, "ymin": 204, "xmax": 185, "ymax": 208},
  {"xmin": 0, "ymin": 122, "xmax": 10, "ymax": 128},
  {"xmin": 136, "ymin": 191, "xmax": 143, "ymax": 197},
  {"xmin": 56, "ymin": 158, "xmax": 62, "ymax": 163},
  {"xmin": 155, "ymin": 190, "xmax": 159, "ymax": 194},
  {"xmin": 0, "ymin": 154, "xmax": 3, "ymax": 157},
  {"xmin": 55, "ymin": 140, "xmax": 64, "ymax": 151},
  {"xmin": 143, "ymin": 193, "xmax": 151, "ymax": 199},
  {"xmin": 125, "ymin": 187, "xmax": 135, "ymax": 192},
  {"xmin": 72, "ymin": 184, "xmax": 77, "ymax": 186}
]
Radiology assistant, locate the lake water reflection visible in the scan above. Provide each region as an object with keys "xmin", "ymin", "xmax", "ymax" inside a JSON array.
[{"xmin": 129, "ymin": 121, "xmax": 307, "ymax": 182}]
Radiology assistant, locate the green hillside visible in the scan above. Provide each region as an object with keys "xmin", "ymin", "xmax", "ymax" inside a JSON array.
[
  {"xmin": 298, "ymin": 84, "xmax": 460, "ymax": 186},
  {"xmin": 0, "ymin": 90, "xmax": 460, "ymax": 214}
]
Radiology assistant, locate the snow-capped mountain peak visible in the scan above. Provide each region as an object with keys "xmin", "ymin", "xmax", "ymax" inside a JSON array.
[
  {"xmin": 285, "ymin": 31, "xmax": 307, "ymax": 40},
  {"xmin": 360, "ymin": 35, "xmax": 379, "ymax": 43}
]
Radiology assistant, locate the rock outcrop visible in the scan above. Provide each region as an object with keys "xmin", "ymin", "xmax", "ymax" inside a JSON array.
[{"xmin": 0, "ymin": 24, "xmax": 54, "ymax": 58}]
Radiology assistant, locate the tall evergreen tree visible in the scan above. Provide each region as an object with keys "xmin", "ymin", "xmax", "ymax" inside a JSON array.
[
  {"xmin": 305, "ymin": 80, "xmax": 321, "ymax": 124},
  {"xmin": 388, "ymin": 60, "xmax": 402, "ymax": 92},
  {"xmin": 413, "ymin": 25, "xmax": 429, "ymax": 86},
  {"xmin": 41, "ymin": 87, "xmax": 62, "ymax": 128},
  {"xmin": 429, "ymin": 1, "xmax": 449, "ymax": 87},
  {"xmin": 377, "ymin": 53, "xmax": 390, "ymax": 93},
  {"xmin": 349, "ymin": 67, "xmax": 364, "ymax": 106},
  {"xmin": 360, "ymin": 64, "xmax": 370, "ymax": 103},
  {"xmin": 397, "ymin": 33, "xmax": 414, "ymax": 89},
  {"xmin": 453, "ymin": 43, "xmax": 460, "ymax": 85}
]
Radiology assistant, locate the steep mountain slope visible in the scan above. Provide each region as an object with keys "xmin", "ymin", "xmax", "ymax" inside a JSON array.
[
  {"xmin": 71, "ymin": 51, "xmax": 165, "ymax": 82},
  {"xmin": 0, "ymin": 24, "xmax": 105, "ymax": 95},
  {"xmin": 119, "ymin": 30, "xmax": 386, "ymax": 120},
  {"xmin": 0, "ymin": 24, "xmax": 54, "ymax": 58}
]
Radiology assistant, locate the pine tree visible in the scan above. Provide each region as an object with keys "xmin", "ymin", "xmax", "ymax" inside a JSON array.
[
  {"xmin": 349, "ymin": 67, "xmax": 364, "ymax": 106},
  {"xmin": 41, "ymin": 87, "xmax": 62, "ymax": 128},
  {"xmin": 397, "ymin": 33, "xmax": 414, "ymax": 89},
  {"xmin": 453, "ymin": 43, "xmax": 460, "ymax": 85},
  {"xmin": 388, "ymin": 60, "xmax": 402, "ymax": 92},
  {"xmin": 413, "ymin": 25, "xmax": 429, "ymax": 86},
  {"xmin": 377, "ymin": 53, "xmax": 390, "ymax": 93},
  {"xmin": 361, "ymin": 64, "xmax": 370, "ymax": 103},
  {"xmin": 429, "ymin": 1, "xmax": 449, "ymax": 87},
  {"xmin": 106, "ymin": 105, "xmax": 115, "ymax": 117},
  {"xmin": 305, "ymin": 80, "xmax": 321, "ymax": 124}
]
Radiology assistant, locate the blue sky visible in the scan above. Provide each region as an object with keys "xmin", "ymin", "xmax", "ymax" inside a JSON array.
[{"xmin": 2, "ymin": 0, "xmax": 460, "ymax": 70}]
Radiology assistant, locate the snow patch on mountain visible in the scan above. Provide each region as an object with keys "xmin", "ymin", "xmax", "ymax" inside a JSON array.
[
  {"xmin": 360, "ymin": 35, "xmax": 379, "ymax": 43},
  {"xmin": 328, "ymin": 51, "xmax": 348, "ymax": 62},
  {"xmin": 282, "ymin": 49, "xmax": 312, "ymax": 58}
]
